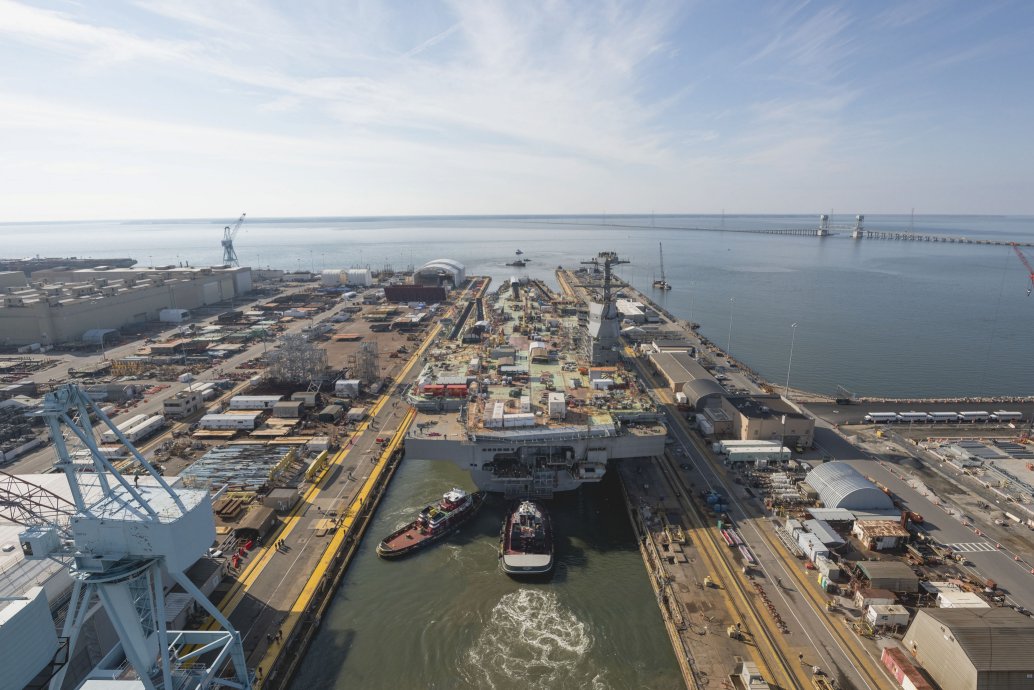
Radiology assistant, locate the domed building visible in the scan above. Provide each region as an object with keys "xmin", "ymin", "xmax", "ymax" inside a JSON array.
[
  {"xmin": 413, "ymin": 259, "xmax": 465, "ymax": 287},
  {"xmin": 805, "ymin": 462, "xmax": 894, "ymax": 511}
]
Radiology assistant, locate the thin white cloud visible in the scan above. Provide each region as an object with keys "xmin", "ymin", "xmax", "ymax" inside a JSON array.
[
  {"xmin": 0, "ymin": 0, "xmax": 193, "ymax": 65},
  {"xmin": 0, "ymin": 0, "xmax": 1030, "ymax": 218},
  {"xmin": 400, "ymin": 23, "xmax": 462, "ymax": 60}
]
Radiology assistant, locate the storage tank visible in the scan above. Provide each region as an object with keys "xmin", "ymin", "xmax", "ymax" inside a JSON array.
[{"xmin": 346, "ymin": 268, "xmax": 372, "ymax": 286}]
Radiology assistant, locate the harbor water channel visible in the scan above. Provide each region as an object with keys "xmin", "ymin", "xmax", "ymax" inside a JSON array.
[{"xmin": 287, "ymin": 457, "xmax": 681, "ymax": 689}]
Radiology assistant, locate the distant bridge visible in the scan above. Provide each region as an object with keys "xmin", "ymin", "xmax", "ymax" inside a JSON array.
[
  {"xmin": 517, "ymin": 216, "xmax": 1034, "ymax": 247},
  {"xmin": 860, "ymin": 230, "xmax": 1031, "ymax": 246}
]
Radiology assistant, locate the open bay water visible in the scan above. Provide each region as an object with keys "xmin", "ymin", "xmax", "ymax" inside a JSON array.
[
  {"xmin": 3, "ymin": 213, "xmax": 1031, "ymax": 397},
  {"xmin": 4, "ymin": 213, "xmax": 1031, "ymax": 686}
]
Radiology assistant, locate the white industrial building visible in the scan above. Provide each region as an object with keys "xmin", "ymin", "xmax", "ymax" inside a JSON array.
[
  {"xmin": 164, "ymin": 390, "xmax": 204, "ymax": 418},
  {"xmin": 722, "ymin": 445, "xmax": 791, "ymax": 465},
  {"xmin": 199, "ymin": 412, "xmax": 262, "ymax": 429},
  {"xmin": 866, "ymin": 604, "xmax": 910, "ymax": 629},
  {"xmin": 805, "ymin": 462, "xmax": 896, "ymax": 511},
  {"xmin": 321, "ymin": 268, "xmax": 373, "ymax": 287},
  {"xmin": 346, "ymin": 268, "xmax": 373, "ymax": 286},
  {"xmin": 413, "ymin": 259, "xmax": 465, "ymax": 287},
  {"xmin": 936, "ymin": 591, "xmax": 991, "ymax": 609},
  {"xmin": 0, "ymin": 265, "xmax": 251, "ymax": 345},
  {"xmin": 228, "ymin": 395, "xmax": 283, "ymax": 410}
]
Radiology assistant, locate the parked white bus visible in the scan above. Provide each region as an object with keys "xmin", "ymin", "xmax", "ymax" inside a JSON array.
[
  {"xmin": 990, "ymin": 411, "xmax": 1023, "ymax": 422},
  {"xmin": 864, "ymin": 412, "xmax": 900, "ymax": 424},
  {"xmin": 958, "ymin": 410, "xmax": 990, "ymax": 422}
]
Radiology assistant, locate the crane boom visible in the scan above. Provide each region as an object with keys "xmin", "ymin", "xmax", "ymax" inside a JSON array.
[
  {"xmin": 0, "ymin": 470, "xmax": 76, "ymax": 531},
  {"xmin": 228, "ymin": 212, "xmax": 246, "ymax": 240},
  {"xmin": 221, "ymin": 212, "xmax": 246, "ymax": 267},
  {"xmin": 1012, "ymin": 243, "xmax": 1034, "ymax": 296}
]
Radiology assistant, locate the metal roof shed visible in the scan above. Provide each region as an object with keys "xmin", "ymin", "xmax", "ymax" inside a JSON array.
[
  {"xmin": 806, "ymin": 462, "xmax": 894, "ymax": 511},
  {"xmin": 856, "ymin": 561, "xmax": 919, "ymax": 593},
  {"xmin": 234, "ymin": 505, "xmax": 278, "ymax": 540},
  {"xmin": 806, "ymin": 508, "xmax": 856, "ymax": 522},
  {"xmin": 802, "ymin": 519, "xmax": 845, "ymax": 546},
  {"xmin": 903, "ymin": 608, "xmax": 1034, "ymax": 690}
]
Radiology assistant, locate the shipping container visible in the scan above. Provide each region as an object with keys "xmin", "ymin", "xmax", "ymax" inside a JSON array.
[
  {"xmin": 123, "ymin": 415, "xmax": 165, "ymax": 443},
  {"xmin": 99, "ymin": 414, "xmax": 147, "ymax": 444}
]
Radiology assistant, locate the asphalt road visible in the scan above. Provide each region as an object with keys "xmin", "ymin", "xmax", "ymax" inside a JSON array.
[
  {"xmin": 806, "ymin": 401, "xmax": 1034, "ymax": 426},
  {"xmin": 647, "ymin": 392, "xmax": 882, "ymax": 689},
  {"xmin": 811, "ymin": 427, "xmax": 1034, "ymax": 612}
]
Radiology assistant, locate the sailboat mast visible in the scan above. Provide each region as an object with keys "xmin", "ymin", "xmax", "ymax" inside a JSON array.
[{"xmin": 659, "ymin": 242, "xmax": 666, "ymax": 283}]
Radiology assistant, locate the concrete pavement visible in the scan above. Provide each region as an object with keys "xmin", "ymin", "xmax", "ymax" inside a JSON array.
[{"xmin": 811, "ymin": 427, "xmax": 1034, "ymax": 612}]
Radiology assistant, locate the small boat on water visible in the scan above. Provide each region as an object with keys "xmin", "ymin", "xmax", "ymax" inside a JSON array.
[
  {"xmin": 376, "ymin": 488, "xmax": 485, "ymax": 559},
  {"xmin": 653, "ymin": 241, "xmax": 672, "ymax": 290},
  {"xmin": 499, "ymin": 500, "xmax": 553, "ymax": 576},
  {"xmin": 515, "ymin": 249, "xmax": 524, "ymax": 255},
  {"xmin": 506, "ymin": 259, "xmax": 527, "ymax": 267}
]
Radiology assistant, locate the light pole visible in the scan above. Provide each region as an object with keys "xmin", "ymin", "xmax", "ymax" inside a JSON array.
[
  {"xmin": 784, "ymin": 322, "xmax": 799, "ymax": 397},
  {"xmin": 726, "ymin": 297, "xmax": 735, "ymax": 355}
]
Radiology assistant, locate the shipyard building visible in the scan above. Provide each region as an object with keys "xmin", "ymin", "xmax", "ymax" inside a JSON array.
[
  {"xmin": 805, "ymin": 462, "xmax": 895, "ymax": 511},
  {"xmin": 384, "ymin": 258, "xmax": 466, "ymax": 303},
  {"xmin": 0, "ymin": 265, "xmax": 252, "ymax": 346},
  {"xmin": 903, "ymin": 607, "xmax": 1034, "ymax": 690},
  {"xmin": 645, "ymin": 349, "xmax": 814, "ymax": 447}
]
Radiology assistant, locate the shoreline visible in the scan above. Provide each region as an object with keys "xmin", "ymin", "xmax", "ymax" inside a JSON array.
[{"xmin": 628, "ymin": 281, "xmax": 1034, "ymax": 406}]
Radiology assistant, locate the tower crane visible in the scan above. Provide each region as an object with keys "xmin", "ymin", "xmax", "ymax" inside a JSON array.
[
  {"xmin": 221, "ymin": 213, "xmax": 246, "ymax": 267},
  {"xmin": 9, "ymin": 384, "xmax": 251, "ymax": 690},
  {"xmin": 1011, "ymin": 243, "xmax": 1034, "ymax": 296}
]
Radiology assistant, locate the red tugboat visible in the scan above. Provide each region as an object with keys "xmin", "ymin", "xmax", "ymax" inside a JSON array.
[
  {"xmin": 376, "ymin": 488, "xmax": 485, "ymax": 559},
  {"xmin": 500, "ymin": 501, "xmax": 554, "ymax": 576}
]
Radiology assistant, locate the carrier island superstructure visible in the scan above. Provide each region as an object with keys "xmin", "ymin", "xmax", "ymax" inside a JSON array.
[{"xmin": 405, "ymin": 252, "xmax": 666, "ymax": 498}]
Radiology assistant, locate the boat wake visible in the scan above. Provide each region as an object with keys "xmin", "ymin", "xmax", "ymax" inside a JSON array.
[
  {"xmin": 460, "ymin": 589, "xmax": 601, "ymax": 689},
  {"xmin": 384, "ymin": 501, "xmax": 431, "ymax": 531}
]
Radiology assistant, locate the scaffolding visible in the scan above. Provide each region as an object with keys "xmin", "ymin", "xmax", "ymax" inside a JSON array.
[
  {"xmin": 266, "ymin": 334, "xmax": 328, "ymax": 385},
  {"xmin": 354, "ymin": 341, "xmax": 379, "ymax": 384}
]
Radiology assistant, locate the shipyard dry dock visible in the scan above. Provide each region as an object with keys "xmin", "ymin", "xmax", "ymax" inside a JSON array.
[
  {"xmin": 403, "ymin": 271, "xmax": 666, "ymax": 498},
  {"xmin": 8, "ymin": 253, "xmax": 1032, "ymax": 690}
]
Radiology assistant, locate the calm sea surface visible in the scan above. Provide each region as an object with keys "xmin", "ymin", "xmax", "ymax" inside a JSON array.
[{"xmin": 3, "ymin": 213, "xmax": 1031, "ymax": 687}]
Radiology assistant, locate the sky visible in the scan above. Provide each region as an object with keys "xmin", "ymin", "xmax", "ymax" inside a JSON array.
[{"xmin": 0, "ymin": 0, "xmax": 1032, "ymax": 221}]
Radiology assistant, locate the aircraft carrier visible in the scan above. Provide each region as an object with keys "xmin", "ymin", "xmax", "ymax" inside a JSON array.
[{"xmin": 404, "ymin": 252, "xmax": 666, "ymax": 498}]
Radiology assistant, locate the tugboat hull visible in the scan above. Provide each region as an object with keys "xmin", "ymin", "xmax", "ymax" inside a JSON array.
[
  {"xmin": 499, "ymin": 500, "xmax": 554, "ymax": 576},
  {"xmin": 377, "ymin": 491, "xmax": 485, "ymax": 559}
]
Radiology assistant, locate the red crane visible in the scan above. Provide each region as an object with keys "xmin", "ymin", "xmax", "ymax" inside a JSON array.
[{"xmin": 1012, "ymin": 243, "xmax": 1034, "ymax": 296}]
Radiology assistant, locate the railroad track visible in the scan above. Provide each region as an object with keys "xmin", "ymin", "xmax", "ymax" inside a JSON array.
[
  {"xmin": 652, "ymin": 451, "xmax": 805, "ymax": 690},
  {"xmin": 658, "ymin": 389, "xmax": 892, "ymax": 690},
  {"xmin": 735, "ymin": 492, "xmax": 891, "ymax": 690},
  {"xmin": 626, "ymin": 339, "xmax": 897, "ymax": 690},
  {"xmin": 660, "ymin": 395, "xmax": 892, "ymax": 690}
]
